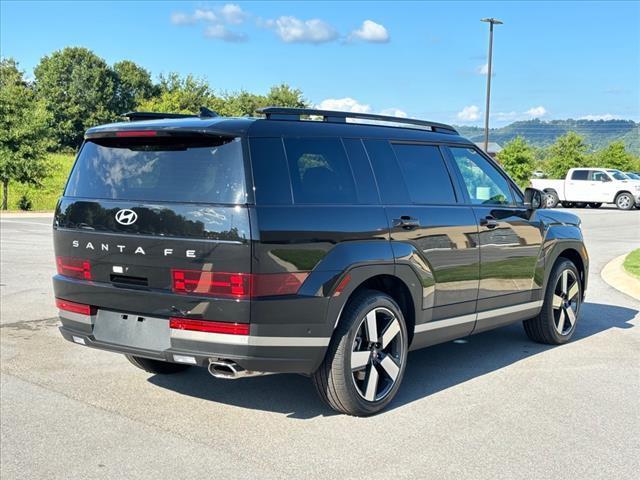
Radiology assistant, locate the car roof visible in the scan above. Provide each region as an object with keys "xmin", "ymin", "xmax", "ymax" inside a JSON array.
[{"xmin": 85, "ymin": 115, "xmax": 473, "ymax": 145}]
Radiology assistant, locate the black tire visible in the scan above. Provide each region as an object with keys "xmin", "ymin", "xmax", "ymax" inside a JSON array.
[
  {"xmin": 312, "ymin": 290, "xmax": 408, "ymax": 416},
  {"xmin": 573, "ymin": 202, "xmax": 587, "ymax": 208},
  {"xmin": 562, "ymin": 202, "xmax": 574, "ymax": 208},
  {"xmin": 125, "ymin": 355, "xmax": 191, "ymax": 374},
  {"xmin": 615, "ymin": 192, "xmax": 635, "ymax": 210},
  {"xmin": 588, "ymin": 203, "xmax": 602, "ymax": 208},
  {"xmin": 523, "ymin": 259, "xmax": 582, "ymax": 345},
  {"xmin": 544, "ymin": 190, "xmax": 559, "ymax": 208}
]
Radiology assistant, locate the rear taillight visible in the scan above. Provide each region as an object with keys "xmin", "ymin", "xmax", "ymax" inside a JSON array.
[
  {"xmin": 169, "ymin": 317, "xmax": 249, "ymax": 335},
  {"xmin": 171, "ymin": 269, "xmax": 307, "ymax": 299},
  {"xmin": 56, "ymin": 256, "xmax": 92, "ymax": 280},
  {"xmin": 56, "ymin": 298, "xmax": 96, "ymax": 316}
]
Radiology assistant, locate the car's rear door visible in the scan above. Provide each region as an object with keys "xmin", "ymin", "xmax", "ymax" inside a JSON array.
[
  {"xmin": 364, "ymin": 139, "xmax": 480, "ymax": 346},
  {"xmin": 566, "ymin": 169, "xmax": 593, "ymax": 201}
]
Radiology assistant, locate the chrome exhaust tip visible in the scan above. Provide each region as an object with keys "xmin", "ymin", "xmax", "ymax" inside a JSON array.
[{"xmin": 207, "ymin": 359, "xmax": 266, "ymax": 380}]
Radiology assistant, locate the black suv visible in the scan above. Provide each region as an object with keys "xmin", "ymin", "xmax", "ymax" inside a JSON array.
[{"xmin": 53, "ymin": 107, "xmax": 588, "ymax": 416}]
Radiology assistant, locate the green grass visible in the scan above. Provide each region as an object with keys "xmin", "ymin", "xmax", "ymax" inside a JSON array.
[
  {"xmin": 623, "ymin": 249, "xmax": 640, "ymax": 279},
  {"xmin": 5, "ymin": 153, "xmax": 75, "ymax": 211}
]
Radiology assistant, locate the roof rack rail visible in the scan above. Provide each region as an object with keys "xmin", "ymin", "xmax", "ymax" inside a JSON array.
[
  {"xmin": 257, "ymin": 107, "xmax": 458, "ymax": 134},
  {"xmin": 122, "ymin": 106, "xmax": 219, "ymax": 122}
]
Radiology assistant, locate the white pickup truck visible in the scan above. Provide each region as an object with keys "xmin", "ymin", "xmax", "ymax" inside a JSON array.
[{"xmin": 531, "ymin": 168, "xmax": 640, "ymax": 210}]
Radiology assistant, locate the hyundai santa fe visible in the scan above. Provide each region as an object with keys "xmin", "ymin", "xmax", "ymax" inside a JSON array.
[{"xmin": 53, "ymin": 107, "xmax": 588, "ymax": 416}]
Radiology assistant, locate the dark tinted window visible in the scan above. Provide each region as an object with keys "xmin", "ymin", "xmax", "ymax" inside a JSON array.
[
  {"xmin": 391, "ymin": 144, "xmax": 456, "ymax": 204},
  {"xmin": 249, "ymin": 137, "xmax": 292, "ymax": 204},
  {"xmin": 448, "ymin": 147, "xmax": 513, "ymax": 205},
  {"xmin": 364, "ymin": 139, "xmax": 410, "ymax": 204},
  {"xmin": 341, "ymin": 138, "xmax": 380, "ymax": 204},
  {"xmin": 65, "ymin": 137, "xmax": 246, "ymax": 204},
  {"xmin": 283, "ymin": 137, "xmax": 357, "ymax": 204},
  {"xmin": 571, "ymin": 170, "xmax": 589, "ymax": 180}
]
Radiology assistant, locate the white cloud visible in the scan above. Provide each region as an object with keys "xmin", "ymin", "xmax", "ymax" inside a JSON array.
[
  {"xmin": 318, "ymin": 98, "xmax": 371, "ymax": 113},
  {"xmin": 205, "ymin": 24, "xmax": 247, "ymax": 42},
  {"xmin": 457, "ymin": 105, "xmax": 481, "ymax": 122},
  {"xmin": 350, "ymin": 20, "xmax": 389, "ymax": 43},
  {"xmin": 380, "ymin": 108, "xmax": 407, "ymax": 118},
  {"xmin": 476, "ymin": 63, "xmax": 489, "ymax": 75},
  {"xmin": 580, "ymin": 114, "xmax": 617, "ymax": 121},
  {"xmin": 170, "ymin": 12, "xmax": 195, "ymax": 25},
  {"xmin": 194, "ymin": 8, "xmax": 217, "ymax": 22},
  {"xmin": 525, "ymin": 106, "xmax": 547, "ymax": 118},
  {"xmin": 267, "ymin": 16, "xmax": 338, "ymax": 44},
  {"xmin": 219, "ymin": 4, "xmax": 247, "ymax": 25}
]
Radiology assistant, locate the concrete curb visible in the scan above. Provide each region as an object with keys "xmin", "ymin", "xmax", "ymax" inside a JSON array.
[
  {"xmin": 601, "ymin": 254, "xmax": 640, "ymax": 301},
  {"xmin": 0, "ymin": 212, "xmax": 54, "ymax": 219}
]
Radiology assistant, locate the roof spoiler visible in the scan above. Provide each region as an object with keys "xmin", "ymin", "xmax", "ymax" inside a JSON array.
[
  {"xmin": 257, "ymin": 107, "xmax": 458, "ymax": 134},
  {"xmin": 122, "ymin": 107, "xmax": 219, "ymax": 122}
]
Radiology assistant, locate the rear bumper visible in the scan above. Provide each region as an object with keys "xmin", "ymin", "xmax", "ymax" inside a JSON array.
[{"xmin": 58, "ymin": 311, "xmax": 328, "ymax": 374}]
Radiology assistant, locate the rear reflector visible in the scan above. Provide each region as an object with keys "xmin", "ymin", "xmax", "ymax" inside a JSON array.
[
  {"xmin": 171, "ymin": 269, "xmax": 307, "ymax": 299},
  {"xmin": 115, "ymin": 130, "xmax": 157, "ymax": 137},
  {"xmin": 56, "ymin": 298, "xmax": 96, "ymax": 316},
  {"xmin": 169, "ymin": 317, "xmax": 249, "ymax": 335},
  {"xmin": 56, "ymin": 256, "xmax": 91, "ymax": 280}
]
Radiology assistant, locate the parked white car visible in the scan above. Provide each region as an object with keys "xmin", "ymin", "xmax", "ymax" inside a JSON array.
[{"xmin": 531, "ymin": 168, "xmax": 640, "ymax": 210}]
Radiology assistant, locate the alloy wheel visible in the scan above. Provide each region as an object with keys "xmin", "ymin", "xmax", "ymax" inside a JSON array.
[
  {"xmin": 617, "ymin": 194, "xmax": 632, "ymax": 209},
  {"xmin": 350, "ymin": 307, "xmax": 404, "ymax": 402},
  {"xmin": 552, "ymin": 269, "xmax": 580, "ymax": 335}
]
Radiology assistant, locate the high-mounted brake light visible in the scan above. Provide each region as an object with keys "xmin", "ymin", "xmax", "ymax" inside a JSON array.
[
  {"xmin": 169, "ymin": 317, "xmax": 249, "ymax": 335},
  {"xmin": 56, "ymin": 298, "xmax": 96, "ymax": 316},
  {"xmin": 115, "ymin": 130, "xmax": 157, "ymax": 137},
  {"xmin": 56, "ymin": 256, "xmax": 92, "ymax": 280},
  {"xmin": 171, "ymin": 269, "xmax": 308, "ymax": 298}
]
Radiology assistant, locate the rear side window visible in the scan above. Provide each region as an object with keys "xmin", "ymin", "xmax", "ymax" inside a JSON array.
[
  {"xmin": 391, "ymin": 144, "xmax": 456, "ymax": 204},
  {"xmin": 283, "ymin": 137, "xmax": 357, "ymax": 204},
  {"xmin": 364, "ymin": 139, "xmax": 411, "ymax": 204},
  {"xmin": 249, "ymin": 137, "xmax": 292, "ymax": 204},
  {"xmin": 65, "ymin": 137, "xmax": 246, "ymax": 204},
  {"xmin": 571, "ymin": 170, "xmax": 589, "ymax": 180}
]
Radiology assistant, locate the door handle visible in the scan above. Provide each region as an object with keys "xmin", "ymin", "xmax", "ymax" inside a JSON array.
[
  {"xmin": 480, "ymin": 216, "xmax": 499, "ymax": 229},
  {"xmin": 393, "ymin": 216, "xmax": 420, "ymax": 230}
]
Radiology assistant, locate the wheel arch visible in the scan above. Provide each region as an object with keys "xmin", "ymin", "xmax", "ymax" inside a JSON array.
[{"xmin": 545, "ymin": 242, "xmax": 588, "ymax": 298}]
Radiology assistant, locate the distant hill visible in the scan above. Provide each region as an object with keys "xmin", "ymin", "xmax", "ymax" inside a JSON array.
[{"xmin": 456, "ymin": 119, "xmax": 640, "ymax": 154}]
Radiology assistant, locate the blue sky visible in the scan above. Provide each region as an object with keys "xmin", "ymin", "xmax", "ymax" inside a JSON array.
[{"xmin": 1, "ymin": 1, "xmax": 638, "ymax": 126}]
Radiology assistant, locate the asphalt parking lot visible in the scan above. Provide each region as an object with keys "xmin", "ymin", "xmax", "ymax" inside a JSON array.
[{"xmin": 1, "ymin": 207, "xmax": 639, "ymax": 480}]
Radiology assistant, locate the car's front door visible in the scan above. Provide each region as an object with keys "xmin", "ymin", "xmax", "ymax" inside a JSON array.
[{"xmin": 445, "ymin": 146, "xmax": 545, "ymax": 332}]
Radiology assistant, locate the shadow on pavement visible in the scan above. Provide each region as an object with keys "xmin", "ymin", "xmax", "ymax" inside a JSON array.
[{"xmin": 148, "ymin": 302, "xmax": 637, "ymax": 419}]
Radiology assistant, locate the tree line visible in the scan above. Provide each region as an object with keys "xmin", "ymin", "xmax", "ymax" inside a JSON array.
[
  {"xmin": 1, "ymin": 46, "xmax": 639, "ymax": 209},
  {"xmin": 0, "ymin": 47, "xmax": 307, "ymax": 209},
  {"xmin": 497, "ymin": 132, "xmax": 640, "ymax": 188}
]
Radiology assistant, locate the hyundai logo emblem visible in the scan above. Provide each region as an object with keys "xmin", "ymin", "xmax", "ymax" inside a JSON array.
[{"xmin": 115, "ymin": 209, "xmax": 138, "ymax": 226}]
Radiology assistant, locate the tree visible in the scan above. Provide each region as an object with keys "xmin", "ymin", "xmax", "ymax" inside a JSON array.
[
  {"xmin": 0, "ymin": 59, "xmax": 52, "ymax": 210},
  {"xmin": 496, "ymin": 136, "xmax": 535, "ymax": 187},
  {"xmin": 113, "ymin": 60, "xmax": 155, "ymax": 113},
  {"xmin": 34, "ymin": 47, "xmax": 118, "ymax": 148},
  {"xmin": 136, "ymin": 73, "xmax": 216, "ymax": 113},
  {"xmin": 264, "ymin": 83, "xmax": 308, "ymax": 108},
  {"xmin": 590, "ymin": 141, "xmax": 639, "ymax": 172},
  {"xmin": 543, "ymin": 132, "xmax": 589, "ymax": 179}
]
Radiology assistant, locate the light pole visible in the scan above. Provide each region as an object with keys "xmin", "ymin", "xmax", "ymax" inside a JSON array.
[{"xmin": 480, "ymin": 17, "xmax": 503, "ymax": 153}]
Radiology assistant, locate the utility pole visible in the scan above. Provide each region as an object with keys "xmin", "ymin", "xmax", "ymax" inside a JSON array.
[{"xmin": 481, "ymin": 17, "xmax": 503, "ymax": 153}]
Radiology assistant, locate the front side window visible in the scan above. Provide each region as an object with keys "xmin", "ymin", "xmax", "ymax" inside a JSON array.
[
  {"xmin": 283, "ymin": 137, "xmax": 357, "ymax": 204},
  {"xmin": 66, "ymin": 137, "xmax": 246, "ymax": 204},
  {"xmin": 608, "ymin": 170, "xmax": 627, "ymax": 181},
  {"xmin": 448, "ymin": 147, "xmax": 513, "ymax": 205},
  {"xmin": 591, "ymin": 171, "xmax": 609, "ymax": 182}
]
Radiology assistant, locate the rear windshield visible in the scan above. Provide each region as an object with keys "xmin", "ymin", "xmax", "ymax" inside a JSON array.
[{"xmin": 65, "ymin": 137, "xmax": 246, "ymax": 204}]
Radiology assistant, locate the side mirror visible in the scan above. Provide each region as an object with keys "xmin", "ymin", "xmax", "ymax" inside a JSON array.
[
  {"xmin": 602, "ymin": 176, "xmax": 611, "ymax": 182},
  {"xmin": 524, "ymin": 187, "xmax": 544, "ymax": 210}
]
